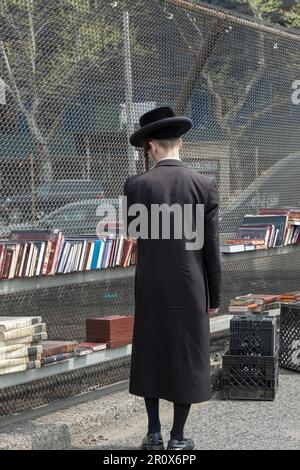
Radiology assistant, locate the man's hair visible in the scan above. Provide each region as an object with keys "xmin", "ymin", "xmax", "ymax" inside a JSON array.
[{"xmin": 149, "ymin": 137, "xmax": 181, "ymax": 151}]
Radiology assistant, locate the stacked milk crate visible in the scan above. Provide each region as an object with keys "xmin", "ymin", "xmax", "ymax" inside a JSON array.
[{"xmin": 222, "ymin": 315, "xmax": 278, "ymax": 400}]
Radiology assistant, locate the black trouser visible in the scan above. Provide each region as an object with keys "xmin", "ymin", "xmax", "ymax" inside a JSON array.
[{"xmin": 144, "ymin": 397, "xmax": 191, "ymax": 441}]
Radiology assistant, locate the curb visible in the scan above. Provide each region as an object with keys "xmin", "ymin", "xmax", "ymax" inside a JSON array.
[{"xmin": 0, "ymin": 367, "xmax": 221, "ymax": 450}]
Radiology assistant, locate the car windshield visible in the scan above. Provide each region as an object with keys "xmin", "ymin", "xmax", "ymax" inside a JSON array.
[
  {"xmin": 36, "ymin": 181, "xmax": 103, "ymax": 193},
  {"xmin": 46, "ymin": 199, "xmax": 121, "ymax": 221},
  {"xmin": 223, "ymin": 154, "xmax": 300, "ymax": 211}
]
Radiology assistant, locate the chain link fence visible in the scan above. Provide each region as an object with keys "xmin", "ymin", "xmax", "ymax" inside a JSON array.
[{"xmin": 0, "ymin": 0, "xmax": 300, "ymax": 414}]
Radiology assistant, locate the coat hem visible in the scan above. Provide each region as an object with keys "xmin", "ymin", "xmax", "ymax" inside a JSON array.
[{"xmin": 129, "ymin": 389, "xmax": 211, "ymax": 404}]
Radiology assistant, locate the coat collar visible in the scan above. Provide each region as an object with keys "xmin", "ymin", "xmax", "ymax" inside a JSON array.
[{"xmin": 155, "ymin": 158, "xmax": 186, "ymax": 168}]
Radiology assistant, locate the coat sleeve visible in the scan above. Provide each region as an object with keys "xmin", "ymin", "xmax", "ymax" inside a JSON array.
[{"xmin": 203, "ymin": 177, "xmax": 222, "ymax": 309}]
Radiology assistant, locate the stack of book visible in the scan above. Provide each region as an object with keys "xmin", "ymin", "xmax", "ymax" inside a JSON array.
[
  {"xmin": 86, "ymin": 315, "xmax": 134, "ymax": 349},
  {"xmin": 220, "ymin": 207, "xmax": 300, "ymax": 253},
  {"xmin": 259, "ymin": 207, "xmax": 300, "ymax": 246},
  {"xmin": 0, "ymin": 316, "xmax": 47, "ymax": 376},
  {"xmin": 280, "ymin": 291, "xmax": 300, "ymax": 303},
  {"xmin": 41, "ymin": 340, "xmax": 78, "ymax": 366},
  {"xmin": 229, "ymin": 294, "xmax": 281, "ymax": 315},
  {"xmin": 0, "ymin": 230, "xmax": 137, "ymax": 280}
]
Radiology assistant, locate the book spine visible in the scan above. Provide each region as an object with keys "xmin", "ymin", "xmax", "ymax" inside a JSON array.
[
  {"xmin": 42, "ymin": 352, "xmax": 76, "ymax": 365},
  {"xmin": 0, "ymin": 245, "xmax": 7, "ymax": 278},
  {"xmin": 52, "ymin": 232, "xmax": 64, "ymax": 275},
  {"xmin": 42, "ymin": 240, "xmax": 53, "ymax": 275}
]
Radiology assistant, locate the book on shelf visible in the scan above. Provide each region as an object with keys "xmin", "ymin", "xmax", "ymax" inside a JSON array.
[
  {"xmin": 220, "ymin": 244, "xmax": 246, "ymax": 253},
  {"xmin": 86, "ymin": 315, "xmax": 134, "ymax": 343},
  {"xmin": 0, "ymin": 316, "xmax": 42, "ymax": 332},
  {"xmin": 280, "ymin": 291, "xmax": 300, "ymax": 302},
  {"xmin": 0, "ymin": 230, "xmax": 136, "ymax": 281},
  {"xmin": 0, "ymin": 360, "xmax": 41, "ymax": 376},
  {"xmin": 76, "ymin": 342, "xmax": 107, "ymax": 356},
  {"xmin": 0, "ymin": 354, "xmax": 42, "ymax": 369},
  {"xmin": 236, "ymin": 224, "xmax": 275, "ymax": 247},
  {"xmin": 241, "ymin": 214, "xmax": 288, "ymax": 247},
  {"xmin": 42, "ymin": 340, "xmax": 78, "ymax": 358},
  {"xmin": 41, "ymin": 351, "xmax": 76, "ymax": 366},
  {"xmin": 0, "ymin": 331, "xmax": 47, "ymax": 348},
  {"xmin": 0, "ymin": 345, "xmax": 42, "ymax": 360},
  {"xmin": 0, "ymin": 323, "xmax": 46, "ymax": 342},
  {"xmin": 228, "ymin": 304, "xmax": 257, "ymax": 313},
  {"xmin": 252, "ymin": 301, "xmax": 280, "ymax": 313},
  {"xmin": 235, "ymin": 293, "xmax": 281, "ymax": 304}
]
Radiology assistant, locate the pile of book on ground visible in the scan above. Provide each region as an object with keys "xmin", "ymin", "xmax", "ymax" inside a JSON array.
[
  {"xmin": 222, "ymin": 314, "xmax": 279, "ymax": 400},
  {"xmin": 229, "ymin": 294, "xmax": 281, "ymax": 316},
  {"xmin": 0, "ymin": 229, "xmax": 137, "ymax": 280},
  {"xmin": 220, "ymin": 206, "xmax": 300, "ymax": 253},
  {"xmin": 0, "ymin": 316, "xmax": 47, "ymax": 376}
]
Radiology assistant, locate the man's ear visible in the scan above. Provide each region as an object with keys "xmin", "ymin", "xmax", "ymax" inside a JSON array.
[
  {"xmin": 178, "ymin": 137, "xmax": 183, "ymax": 149},
  {"xmin": 148, "ymin": 140, "xmax": 156, "ymax": 155}
]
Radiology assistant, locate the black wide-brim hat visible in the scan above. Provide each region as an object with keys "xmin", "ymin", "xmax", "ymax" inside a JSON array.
[{"xmin": 129, "ymin": 106, "xmax": 192, "ymax": 147}]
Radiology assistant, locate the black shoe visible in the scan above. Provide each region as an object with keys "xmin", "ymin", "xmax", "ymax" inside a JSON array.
[
  {"xmin": 167, "ymin": 438, "xmax": 194, "ymax": 450},
  {"xmin": 141, "ymin": 432, "xmax": 164, "ymax": 450}
]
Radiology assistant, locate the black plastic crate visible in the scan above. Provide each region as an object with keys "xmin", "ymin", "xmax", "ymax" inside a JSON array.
[
  {"xmin": 279, "ymin": 302, "xmax": 300, "ymax": 372},
  {"xmin": 222, "ymin": 350, "xmax": 278, "ymax": 401},
  {"xmin": 230, "ymin": 314, "xmax": 277, "ymax": 356}
]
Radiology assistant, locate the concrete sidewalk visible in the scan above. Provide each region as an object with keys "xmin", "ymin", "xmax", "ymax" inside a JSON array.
[{"xmin": 0, "ymin": 370, "xmax": 299, "ymax": 450}]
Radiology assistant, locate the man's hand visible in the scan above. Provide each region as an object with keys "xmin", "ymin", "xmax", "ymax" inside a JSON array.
[{"xmin": 208, "ymin": 308, "xmax": 219, "ymax": 315}]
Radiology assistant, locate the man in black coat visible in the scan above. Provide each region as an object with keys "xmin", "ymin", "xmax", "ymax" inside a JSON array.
[{"xmin": 123, "ymin": 107, "xmax": 221, "ymax": 450}]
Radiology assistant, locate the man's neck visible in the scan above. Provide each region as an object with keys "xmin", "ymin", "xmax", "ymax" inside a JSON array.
[{"xmin": 156, "ymin": 155, "xmax": 180, "ymax": 163}]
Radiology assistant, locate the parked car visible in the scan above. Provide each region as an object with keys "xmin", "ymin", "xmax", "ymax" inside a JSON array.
[
  {"xmin": 36, "ymin": 198, "xmax": 123, "ymax": 235},
  {"xmin": 219, "ymin": 153, "xmax": 300, "ymax": 234},
  {"xmin": 0, "ymin": 180, "xmax": 105, "ymax": 224}
]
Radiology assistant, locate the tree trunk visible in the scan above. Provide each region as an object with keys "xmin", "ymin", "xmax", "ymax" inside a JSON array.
[
  {"xmin": 228, "ymin": 135, "xmax": 243, "ymax": 192},
  {"xmin": 36, "ymin": 143, "xmax": 53, "ymax": 182}
]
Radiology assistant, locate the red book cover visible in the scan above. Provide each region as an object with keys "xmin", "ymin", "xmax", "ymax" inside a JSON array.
[
  {"xmin": 108, "ymin": 238, "xmax": 116, "ymax": 268},
  {"xmin": 2, "ymin": 250, "xmax": 13, "ymax": 279},
  {"xmin": 46, "ymin": 231, "xmax": 63, "ymax": 275},
  {"xmin": 120, "ymin": 239, "xmax": 133, "ymax": 268},
  {"xmin": 0, "ymin": 245, "xmax": 7, "ymax": 279},
  {"xmin": 42, "ymin": 240, "xmax": 53, "ymax": 275}
]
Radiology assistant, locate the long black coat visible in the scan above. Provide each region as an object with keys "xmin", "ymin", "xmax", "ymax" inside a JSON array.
[{"xmin": 123, "ymin": 159, "xmax": 221, "ymax": 404}]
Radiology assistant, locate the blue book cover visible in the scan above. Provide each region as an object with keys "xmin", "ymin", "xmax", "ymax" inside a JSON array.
[
  {"xmin": 91, "ymin": 240, "xmax": 101, "ymax": 270},
  {"xmin": 102, "ymin": 239, "xmax": 111, "ymax": 269},
  {"xmin": 97, "ymin": 239, "xmax": 106, "ymax": 269}
]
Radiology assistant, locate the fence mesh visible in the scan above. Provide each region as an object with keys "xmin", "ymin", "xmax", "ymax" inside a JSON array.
[{"xmin": 0, "ymin": 0, "xmax": 300, "ymax": 414}]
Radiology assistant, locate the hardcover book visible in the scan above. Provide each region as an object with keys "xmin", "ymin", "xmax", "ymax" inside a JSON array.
[
  {"xmin": 0, "ymin": 316, "xmax": 42, "ymax": 332},
  {"xmin": 0, "ymin": 331, "xmax": 47, "ymax": 348},
  {"xmin": 86, "ymin": 315, "xmax": 134, "ymax": 343},
  {"xmin": 0, "ymin": 323, "xmax": 46, "ymax": 342},
  {"xmin": 41, "ymin": 351, "xmax": 76, "ymax": 365},
  {"xmin": 0, "ymin": 345, "xmax": 42, "ymax": 360},
  {"xmin": 76, "ymin": 342, "xmax": 107, "ymax": 356},
  {"xmin": 0, "ymin": 360, "xmax": 41, "ymax": 376},
  {"xmin": 42, "ymin": 340, "xmax": 78, "ymax": 358}
]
